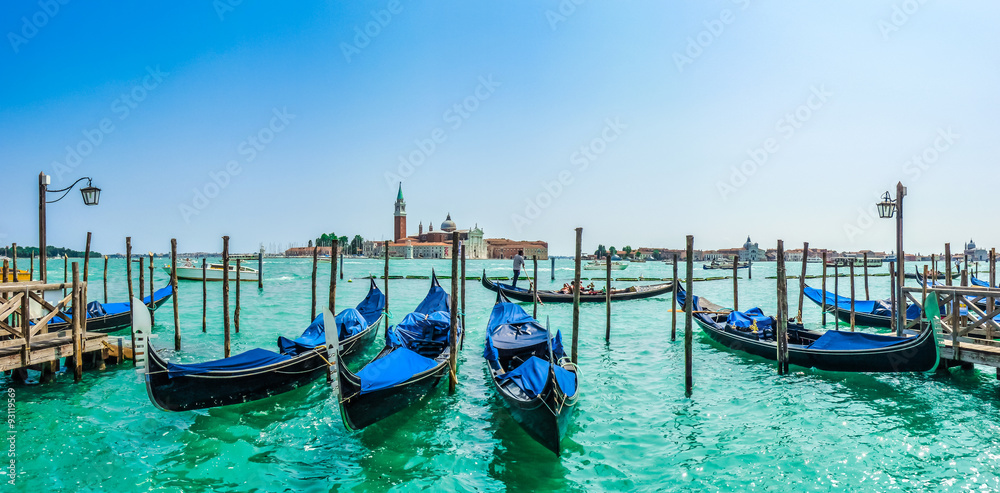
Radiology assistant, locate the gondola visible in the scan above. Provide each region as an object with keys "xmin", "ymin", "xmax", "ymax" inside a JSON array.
[
  {"xmin": 802, "ymin": 285, "xmax": 921, "ymax": 328},
  {"xmin": 145, "ymin": 279, "xmax": 385, "ymax": 412},
  {"xmin": 336, "ymin": 272, "xmax": 461, "ymax": 431},
  {"xmin": 46, "ymin": 285, "xmax": 174, "ymax": 333},
  {"xmin": 481, "ymin": 270, "xmax": 671, "ymax": 303},
  {"xmin": 483, "ymin": 290, "xmax": 578, "ymax": 455},
  {"xmin": 679, "ymin": 286, "xmax": 940, "ymax": 372}
]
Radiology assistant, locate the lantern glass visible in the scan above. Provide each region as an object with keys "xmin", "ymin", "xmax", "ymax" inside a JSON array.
[
  {"xmin": 876, "ymin": 191, "xmax": 895, "ymax": 219},
  {"xmin": 80, "ymin": 186, "xmax": 100, "ymax": 206}
]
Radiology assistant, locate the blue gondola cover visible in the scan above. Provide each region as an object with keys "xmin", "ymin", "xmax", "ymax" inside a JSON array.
[
  {"xmin": 726, "ymin": 308, "xmax": 773, "ymax": 331},
  {"xmin": 166, "ymin": 348, "xmax": 291, "ymax": 378},
  {"xmin": 806, "ymin": 330, "xmax": 909, "ymax": 351},
  {"xmin": 356, "ymin": 347, "xmax": 438, "ymax": 394},
  {"xmin": 278, "ymin": 309, "xmax": 368, "ymax": 356},
  {"xmin": 497, "ymin": 356, "xmax": 577, "ymax": 398},
  {"xmin": 387, "ymin": 311, "xmax": 452, "ymax": 355},
  {"xmin": 803, "ymin": 286, "xmax": 922, "ymax": 319}
]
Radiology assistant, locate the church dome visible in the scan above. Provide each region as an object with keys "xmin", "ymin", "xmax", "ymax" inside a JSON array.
[
  {"xmin": 967, "ymin": 239, "xmax": 976, "ymax": 250},
  {"xmin": 744, "ymin": 236, "xmax": 753, "ymax": 250},
  {"xmin": 441, "ymin": 213, "xmax": 457, "ymax": 232}
]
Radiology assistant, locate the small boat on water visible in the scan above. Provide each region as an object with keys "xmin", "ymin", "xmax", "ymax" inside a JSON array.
[
  {"xmin": 165, "ymin": 258, "xmax": 259, "ymax": 282},
  {"xmin": 679, "ymin": 286, "xmax": 940, "ymax": 372},
  {"xmin": 826, "ymin": 257, "xmax": 883, "ymax": 268},
  {"xmin": 145, "ymin": 279, "xmax": 385, "ymax": 412},
  {"xmin": 802, "ymin": 285, "xmax": 921, "ymax": 328},
  {"xmin": 45, "ymin": 285, "xmax": 174, "ymax": 333},
  {"xmin": 584, "ymin": 260, "xmax": 627, "ymax": 270},
  {"xmin": 481, "ymin": 270, "xmax": 672, "ymax": 303},
  {"xmin": 703, "ymin": 259, "xmax": 749, "ymax": 270},
  {"xmin": 336, "ymin": 272, "xmax": 461, "ymax": 430},
  {"xmin": 484, "ymin": 290, "xmax": 578, "ymax": 455}
]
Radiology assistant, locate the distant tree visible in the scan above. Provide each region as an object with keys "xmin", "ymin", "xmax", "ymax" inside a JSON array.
[
  {"xmin": 608, "ymin": 246, "xmax": 617, "ymax": 258},
  {"xmin": 595, "ymin": 244, "xmax": 607, "ymax": 258},
  {"xmin": 308, "ymin": 239, "xmax": 313, "ymax": 248},
  {"xmin": 350, "ymin": 235, "xmax": 364, "ymax": 255},
  {"xmin": 634, "ymin": 250, "xmax": 643, "ymax": 260},
  {"xmin": 623, "ymin": 245, "xmax": 633, "ymax": 259},
  {"xmin": 652, "ymin": 249, "xmax": 661, "ymax": 260},
  {"xmin": 338, "ymin": 236, "xmax": 349, "ymax": 249}
]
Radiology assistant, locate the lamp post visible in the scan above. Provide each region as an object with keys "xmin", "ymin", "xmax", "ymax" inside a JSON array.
[
  {"xmin": 877, "ymin": 182, "xmax": 906, "ymax": 336},
  {"xmin": 38, "ymin": 172, "xmax": 101, "ymax": 283}
]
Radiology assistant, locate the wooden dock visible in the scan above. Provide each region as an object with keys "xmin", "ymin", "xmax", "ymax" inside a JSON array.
[
  {"xmin": 902, "ymin": 284, "xmax": 1000, "ymax": 373},
  {"xmin": 0, "ymin": 270, "xmax": 108, "ymax": 381}
]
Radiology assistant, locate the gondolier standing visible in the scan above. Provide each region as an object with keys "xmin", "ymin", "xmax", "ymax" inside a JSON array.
[{"xmin": 511, "ymin": 250, "xmax": 525, "ymax": 288}]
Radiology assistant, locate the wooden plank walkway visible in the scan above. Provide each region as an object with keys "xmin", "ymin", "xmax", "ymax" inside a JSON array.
[{"xmin": 0, "ymin": 331, "xmax": 107, "ymax": 372}]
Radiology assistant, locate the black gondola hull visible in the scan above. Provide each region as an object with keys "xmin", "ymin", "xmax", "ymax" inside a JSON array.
[
  {"xmin": 145, "ymin": 345, "xmax": 328, "ymax": 412},
  {"xmin": 481, "ymin": 274, "xmax": 671, "ymax": 303},
  {"xmin": 48, "ymin": 291, "xmax": 174, "ymax": 334},
  {"xmin": 695, "ymin": 317, "xmax": 939, "ymax": 372},
  {"xmin": 337, "ymin": 349, "xmax": 449, "ymax": 431},
  {"xmin": 492, "ymin": 369, "xmax": 577, "ymax": 455}
]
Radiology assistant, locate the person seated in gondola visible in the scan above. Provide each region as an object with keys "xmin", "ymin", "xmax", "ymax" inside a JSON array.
[{"xmin": 558, "ymin": 283, "xmax": 573, "ymax": 294}]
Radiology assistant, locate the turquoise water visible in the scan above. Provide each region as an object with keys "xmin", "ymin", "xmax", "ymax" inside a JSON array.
[{"xmin": 6, "ymin": 257, "xmax": 1000, "ymax": 491}]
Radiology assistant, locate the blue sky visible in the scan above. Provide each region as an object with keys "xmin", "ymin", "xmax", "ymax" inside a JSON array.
[{"xmin": 2, "ymin": 1, "xmax": 997, "ymax": 256}]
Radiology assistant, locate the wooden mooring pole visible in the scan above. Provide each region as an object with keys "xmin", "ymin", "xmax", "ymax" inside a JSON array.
[
  {"xmin": 72, "ymin": 261, "xmax": 83, "ymax": 383},
  {"xmin": 732, "ymin": 255, "xmax": 739, "ymax": 312},
  {"xmin": 202, "ymin": 258, "xmax": 207, "ymax": 332},
  {"xmin": 461, "ymin": 244, "xmax": 467, "ymax": 341},
  {"xmin": 12, "ymin": 244, "xmax": 17, "ymax": 282},
  {"xmin": 223, "ymin": 236, "xmax": 230, "ymax": 358},
  {"xmin": 340, "ymin": 251, "xmax": 344, "ymax": 280},
  {"xmin": 849, "ymin": 262, "xmax": 856, "ymax": 331},
  {"xmin": 551, "ymin": 257, "xmax": 555, "ymax": 281},
  {"xmin": 834, "ymin": 264, "xmax": 840, "ymax": 331},
  {"xmin": 990, "ymin": 248, "xmax": 996, "ymax": 341},
  {"xmin": 148, "ymin": 254, "xmax": 154, "ymax": 326},
  {"xmin": 138, "ymin": 256, "xmax": 145, "ymax": 309},
  {"xmin": 888, "ymin": 262, "xmax": 896, "ymax": 334},
  {"xmin": 776, "ymin": 240, "xmax": 788, "ymax": 375},
  {"xmin": 571, "ymin": 228, "xmax": 582, "ymax": 365},
  {"xmin": 671, "ymin": 253, "xmax": 678, "ymax": 342},
  {"xmin": 103, "ymin": 255, "xmax": 108, "ymax": 304},
  {"xmin": 932, "ymin": 254, "xmax": 937, "ymax": 283},
  {"xmin": 685, "ymin": 235, "xmax": 694, "ymax": 396},
  {"xmin": 29, "ymin": 251, "xmax": 34, "ymax": 281},
  {"xmin": 532, "ymin": 255, "xmax": 539, "ymax": 319},
  {"xmin": 945, "ymin": 243, "xmax": 952, "ymax": 286},
  {"xmin": 821, "ymin": 251, "xmax": 828, "ymax": 325},
  {"xmin": 449, "ymin": 232, "xmax": 459, "ymax": 394},
  {"xmin": 83, "ymin": 233, "xmax": 91, "ymax": 286},
  {"xmin": 329, "ymin": 243, "xmax": 339, "ymax": 384},
  {"xmin": 171, "ymin": 239, "xmax": 180, "ymax": 351},
  {"xmin": 235, "ymin": 259, "xmax": 241, "ymax": 333},
  {"xmin": 311, "ymin": 245, "xmax": 318, "ymax": 321},
  {"xmin": 384, "ymin": 240, "xmax": 389, "ymax": 310},
  {"xmin": 258, "ymin": 250, "xmax": 263, "ymax": 290},
  {"xmin": 63, "ymin": 255, "xmax": 68, "ymax": 297},
  {"xmin": 797, "ymin": 242, "xmax": 808, "ymax": 323},
  {"xmin": 126, "ymin": 237, "xmax": 135, "ymax": 367},
  {"xmin": 863, "ymin": 251, "xmax": 870, "ymax": 300},
  {"xmin": 605, "ymin": 253, "xmax": 612, "ymax": 342}
]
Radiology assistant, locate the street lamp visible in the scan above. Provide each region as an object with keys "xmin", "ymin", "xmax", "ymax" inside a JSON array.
[
  {"xmin": 38, "ymin": 172, "xmax": 101, "ymax": 283},
  {"xmin": 877, "ymin": 182, "xmax": 906, "ymax": 336}
]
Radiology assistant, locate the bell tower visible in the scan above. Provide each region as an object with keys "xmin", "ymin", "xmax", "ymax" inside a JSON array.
[{"xmin": 393, "ymin": 183, "xmax": 406, "ymax": 242}]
